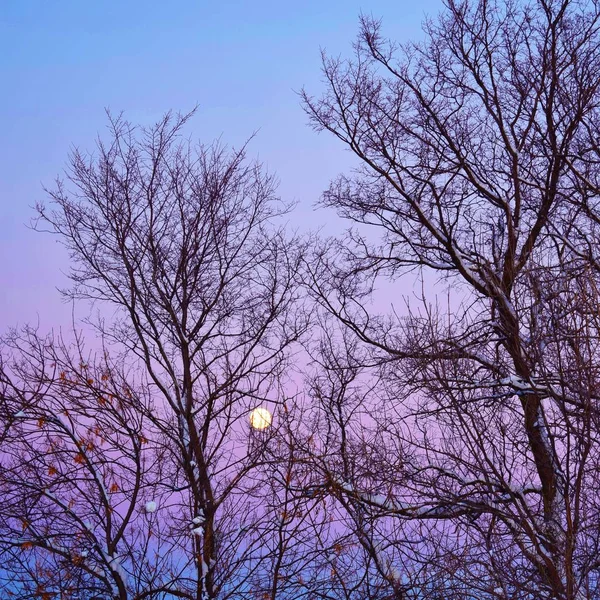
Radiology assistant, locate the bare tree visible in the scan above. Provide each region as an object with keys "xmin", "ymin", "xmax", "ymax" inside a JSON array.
[
  {"xmin": 0, "ymin": 327, "xmax": 169, "ymax": 599},
  {"xmin": 301, "ymin": 0, "xmax": 600, "ymax": 598},
  {"xmin": 29, "ymin": 111, "xmax": 308, "ymax": 599}
]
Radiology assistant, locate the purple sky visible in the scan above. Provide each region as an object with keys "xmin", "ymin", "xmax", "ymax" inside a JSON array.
[{"xmin": 1, "ymin": 0, "xmax": 441, "ymax": 330}]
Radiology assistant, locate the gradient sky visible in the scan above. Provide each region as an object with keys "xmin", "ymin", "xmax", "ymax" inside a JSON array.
[{"xmin": 1, "ymin": 0, "xmax": 442, "ymax": 331}]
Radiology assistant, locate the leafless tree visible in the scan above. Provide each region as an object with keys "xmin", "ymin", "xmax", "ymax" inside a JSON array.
[
  {"xmin": 0, "ymin": 327, "xmax": 173, "ymax": 599},
  {"xmin": 25, "ymin": 111, "xmax": 308, "ymax": 599},
  {"xmin": 301, "ymin": 0, "xmax": 600, "ymax": 598}
]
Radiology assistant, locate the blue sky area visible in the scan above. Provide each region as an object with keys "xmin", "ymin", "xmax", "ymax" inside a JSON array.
[{"xmin": 0, "ymin": 0, "xmax": 442, "ymax": 329}]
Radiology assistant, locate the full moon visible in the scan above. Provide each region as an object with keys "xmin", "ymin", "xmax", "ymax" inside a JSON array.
[{"xmin": 249, "ymin": 407, "xmax": 272, "ymax": 430}]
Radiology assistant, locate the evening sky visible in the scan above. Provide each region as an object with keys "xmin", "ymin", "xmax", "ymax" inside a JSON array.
[{"xmin": 0, "ymin": 0, "xmax": 441, "ymax": 329}]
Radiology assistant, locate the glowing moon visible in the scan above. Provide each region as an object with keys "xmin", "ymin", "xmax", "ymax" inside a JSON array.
[{"xmin": 249, "ymin": 407, "xmax": 272, "ymax": 430}]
